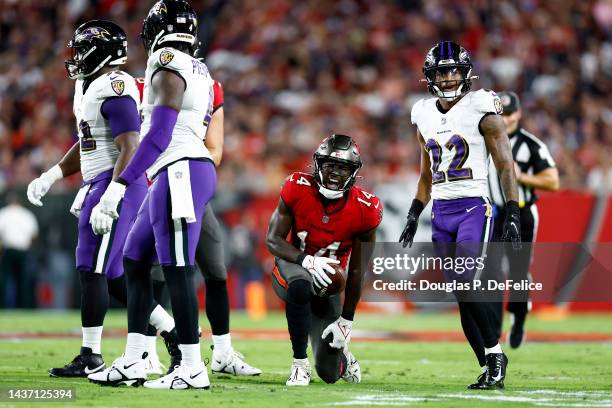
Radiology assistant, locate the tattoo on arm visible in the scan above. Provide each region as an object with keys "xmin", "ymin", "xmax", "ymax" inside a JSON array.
[
  {"xmin": 415, "ymin": 130, "xmax": 432, "ymax": 205},
  {"xmin": 482, "ymin": 114, "xmax": 518, "ymax": 202}
]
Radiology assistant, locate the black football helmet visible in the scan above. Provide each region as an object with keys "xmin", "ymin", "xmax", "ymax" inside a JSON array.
[
  {"xmin": 422, "ymin": 41, "xmax": 477, "ymax": 101},
  {"xmin": 65, "ymin": 20, "xmax": 128, "ymax": 80},
  {"xmin": 313, "ymin": 134, "xmax": 363, "ymax": 199},
  {"xmin": 141, "ymin": 0, "xmax": 199, "ymax": 56}
]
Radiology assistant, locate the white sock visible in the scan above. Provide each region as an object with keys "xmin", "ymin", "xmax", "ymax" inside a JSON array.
[
  {"xmin": 146, "ymin": 335, "xmax": 158, "ymax": 358},
  {"xmin": 212, "ymin": 333, "xmax": 232, "ymax": 357},
  {"xmin": 82, "ymin": 326, "xmax": 103, "ymax": 354},
  {"xmin": 179, "ymin": 344, "xmax": 202, "ymax": 370},
  {"xmin": 293, "ymin": 358, "xmax": 309, "ymax": 367},
  {"xmin": 485, "ymin": 343, "xmax": 503, "ymax": 355},
  {"xmin": 149, "ymin": 305, "xmax": 175, "ymax": 333},
  {"xmin": 125, "ymin": 333, "xmax": 147, "ymax": 361}
]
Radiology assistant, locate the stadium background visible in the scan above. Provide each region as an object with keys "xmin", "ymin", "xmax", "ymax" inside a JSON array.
[{"xmin": 0, "ymin": 0, "xmax": 610, "ymax": 314}]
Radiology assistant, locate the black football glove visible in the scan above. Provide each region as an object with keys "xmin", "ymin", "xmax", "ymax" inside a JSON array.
[
  {"xmin": 399, "ymin": 199, "xmax": 424, "ymax": 248},
  {"xmin": 501, "ymin": 200, "xmax": 522, "ymax": 249}
]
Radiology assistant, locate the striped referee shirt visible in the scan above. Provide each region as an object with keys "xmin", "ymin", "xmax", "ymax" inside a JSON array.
[{"xmin": 488, "ymin": 127, "xmax": 556, "ymax": 208}]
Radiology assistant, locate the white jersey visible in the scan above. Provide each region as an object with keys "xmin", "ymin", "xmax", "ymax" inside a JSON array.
[
  {"xmin": 411, "ymin": 89, "xmax": 503, "ymax": 200},
  {"xmin": 141, "ymin": 47, "xmax": 214, "ymax": 179},
  {"xmin": 73, "ymin": 70, "xmax": 140, "ymax": 182}
]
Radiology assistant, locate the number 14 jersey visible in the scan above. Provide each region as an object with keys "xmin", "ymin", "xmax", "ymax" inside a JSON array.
[
  {"xmin": 280, "ymin": 172, "xmax": 382, "ymax": 271},
  {"xmin": 411, "ymin": 89, "xmax": 503, "ymax": 200}
]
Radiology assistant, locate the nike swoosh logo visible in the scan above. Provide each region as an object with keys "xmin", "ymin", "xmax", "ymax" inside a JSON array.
[
  {"xmin": 215, "ymin": 360, "xmax": 223, "ymax": 365},
  {"xmin": 123, "ymin": 362, "xmax": 138, "ymax": 370},
  {"xmin": 491, "ymin": 371, "xmax": 503, "ymax": 381},
  {"xmin": 190, "ymin": 371, "xmax": 203, "ymax": 379},
  {"xmin": 466, "ymin": 206, "xmax": 478, "ymax": 213},
  {"xmin": 84, "ymin": 363, "xmax": 104, "ymax": 374}
]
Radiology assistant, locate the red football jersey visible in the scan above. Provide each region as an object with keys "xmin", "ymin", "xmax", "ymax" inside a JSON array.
[
  {"xmin": 280, "ymin": 172, "xmax": 382, "ymax": 270},
  {"xmin": 134, "ymin": 77, "xmax": 224, "ymax": 111}
]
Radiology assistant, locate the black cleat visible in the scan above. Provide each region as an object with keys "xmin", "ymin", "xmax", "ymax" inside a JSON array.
[
  {"xmin": 49, "ymin": 347, "xmax": 105, "ymax": 378},
  {"xmin": 508, "ymin": 313, "xmax": 526, "ymax": 349},
  {"xmin": 467, "ymin": 371, "xmax": 487, "ymax": 389},
  {"xmin": 480, "ymin": 353, "xmax": 508, "ymax": 389},
  {"xmin": 161, "ymin": 328, "xmax": 181, "ymax": 374}
]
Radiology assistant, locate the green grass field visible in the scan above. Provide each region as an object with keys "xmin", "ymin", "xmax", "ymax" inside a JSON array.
[{"xmin": 1, "ymin": 310, "xmax": 611, "ymax": 407}]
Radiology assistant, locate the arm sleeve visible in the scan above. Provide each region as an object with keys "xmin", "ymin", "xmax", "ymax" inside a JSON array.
[
  {"xmin": 101, "ymin": 96, "xmax": 141, "ymax": 138},
  {"xmin": 213, "ymin": 80, "xmax": 224, "ymax": 113},
  {"xmin": 118, "ymin": 105, "xmax": 178, "ymax": 185}
]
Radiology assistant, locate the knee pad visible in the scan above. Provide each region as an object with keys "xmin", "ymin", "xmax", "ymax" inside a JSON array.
[
  {"xmin": 287, "ymin": 279, "xmax": 311, "ymax": 306},
  {"xmin": 315, "ymin": 362, "xmax": 340, "ymax": 384}
]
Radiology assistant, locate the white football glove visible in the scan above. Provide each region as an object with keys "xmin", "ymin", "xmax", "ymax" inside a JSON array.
[
  {"xmin": 96, "ymin": 181, "xmax": 126, "ymax": 219},
  {"xmin": 321, "ymin": 317, "xmax": 352, "ymax": 349},
  {"xmin": 89, "ymin": 205, "xmax": 114, "ymax": 235},
  {"xmin": 26, "ymin": 165, "xmax": 63, "ymax": 206},
  {"xmin": 301, "ymin": 255, "xmax": 339, "ymax": 288}
]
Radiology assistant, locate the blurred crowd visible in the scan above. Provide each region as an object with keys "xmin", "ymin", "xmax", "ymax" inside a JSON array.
[{"xmin": 1, "ymin": 0, "xmax": 611, "ymax": 197}]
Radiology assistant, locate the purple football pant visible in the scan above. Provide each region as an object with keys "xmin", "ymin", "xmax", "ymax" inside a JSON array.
[
  {"xmin": 76, "ymin": 171, "xmax": 147, "ymax": 279},
  {"xmin": 124, "ymin": 159, "xmax": 216, "ymax": 266},
  {"xmin": 431, "ymin": 197, "xmax": 493, "ymax": 282}
]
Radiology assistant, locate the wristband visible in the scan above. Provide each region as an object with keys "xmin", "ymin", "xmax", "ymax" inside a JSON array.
[
  {"xmin": 296, "ymin": 252, "xmax": 307, "ymax": 266},
  {"xmin": 41, "ymin": 164, "xmax": 63, "ymax": 184}
]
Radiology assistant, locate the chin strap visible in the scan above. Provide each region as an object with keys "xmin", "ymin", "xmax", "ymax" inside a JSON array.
[{"xmin": 318, "ymin": 185, "xmax": 344, "ymax": 200}]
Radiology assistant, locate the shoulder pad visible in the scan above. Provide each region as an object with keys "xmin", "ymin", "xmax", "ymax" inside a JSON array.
[
  {"xmin": 472, "ymin": 89, "xmax": 503, "ymax": 115},
  {"xmin": 148, "ymin": 47, "xmax": 190, "ymax": 74},
  {"xmin": 93, "ymin": 71, "xmax": 139, "ymax": 101},
  {"xmin": 410, "ymin": 99, "xmax": 425, "ymax": 125},
  {"xmin": 354, "ymin": 187, "xmax": 383, "ymax": 231}
]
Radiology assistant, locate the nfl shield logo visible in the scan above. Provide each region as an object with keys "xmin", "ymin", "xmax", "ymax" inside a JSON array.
[
  {"xmin": 160, "ymin": 50, "xmax": 174, "ymax": 66},
  {"xmin": 111, "ymin": 80, "xmax": 125, "ymax": 95},
  {"xmin": 175, "ymin": 171, "xmax": 183, "ymax": 179},
  {"xmin": 441, "ymin": 117, "xmax": 446, "ymax": 125}
]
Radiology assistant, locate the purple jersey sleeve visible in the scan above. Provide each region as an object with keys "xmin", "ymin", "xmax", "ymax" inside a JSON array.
[
  {"xmin": 117, "ymin": 105, "xmax": 178, "ymax": 185},
  {"xmin": 101, "ymin": 96, "xmax": 141, "ymax": 138}
]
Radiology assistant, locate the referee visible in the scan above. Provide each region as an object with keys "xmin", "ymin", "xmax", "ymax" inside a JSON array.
[{"xmin": 488, "ymin": 91, "xmax": 559, "ymax": 348}]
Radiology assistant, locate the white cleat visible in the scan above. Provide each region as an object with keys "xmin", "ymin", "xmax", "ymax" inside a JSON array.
[
  {"xmin": 211, "ymin": 348, "xmax": 262, "ymax": 376},
  {"xmin": 144, "ymin": 352, "xmax": 165, "ymax": 376},
  {"xmin": 341, "ymin": 349, "xmax": 361, "ymax": 383},
  {"xmin": 286, "ymin": 360, "xmax": 311, "ymax": 386},
  {"xmin": 88, "ymin": 354, "xmax": 147, "ymax": 387},
  {"xmin": 143, "ymin": 362, "xmax": 210, "ymax": 390}
]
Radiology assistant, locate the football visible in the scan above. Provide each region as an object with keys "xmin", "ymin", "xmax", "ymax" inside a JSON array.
[{"xmin": 314, "ymin": 263, "xmax": 346, "ymax": 297}]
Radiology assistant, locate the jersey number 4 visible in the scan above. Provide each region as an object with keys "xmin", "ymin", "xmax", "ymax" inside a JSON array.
[
  {"xmin": 79, "ymin": 120, "xmax": 97, "ymax": 152},
  {"xmin": 296, "ymin": 231, "xmax": 340, "ymax": 260},
  {"xmin": 425, "ymin": 134, "xmax": 473, "ymax": 184}
]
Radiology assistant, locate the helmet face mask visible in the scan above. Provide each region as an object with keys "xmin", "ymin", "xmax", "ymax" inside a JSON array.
[
  {"xmin": 313, "ymin": 134, "xmax": 363, "ymax": 199},
  {"xmin": 422, "ymin": 41, "xmax": 474, "ymax": 101},
  {"xmin": 141, "ymin": 0, "xmax": 199, "ymax": 56},
  {"xmin": 65, "ymin": 21, "xmax": 127, "ymax": 80}
]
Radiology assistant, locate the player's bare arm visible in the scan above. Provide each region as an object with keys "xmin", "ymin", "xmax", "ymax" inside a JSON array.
[
  {"xmin": 517, "ymin": 166, "xmax": 559, "ymax": 191},
  {"xmin": 399, "ymin": 130, "xmax": 430, "ymax": 248},
  {"xmin": 482, "ymin": 113, "xmax": 521, "ymax": 244},
  {"xmin": 266, "ymin": 198, "xmax": 302, "ymax": 264},
  {"xmin": 112, "ymin": 132, "xmax": 139, "ymax": 180},
  {"xmin": 482, "ymin": 114, "xmax": 519, "ymax": 202},
  {"xmin": 152, "ymin": 69, "xmax": 185, "ymax": 111},
  {"xmin": 58, "ymin": 141, "xmax": 81, "ymax": 177},
  {"xmin": 415, "ymin": 129, "xmax": 432, "ymax": 205},
  {"xmin": 342, "ymin": 227, "xmax": 377, "ymax": 320},
  {"xmin": 205, "ymin": 107, "xmax": 224, "ymax": 167}
]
